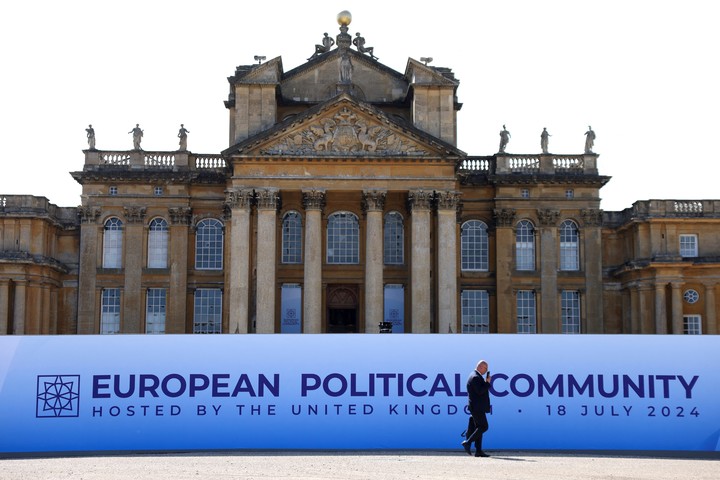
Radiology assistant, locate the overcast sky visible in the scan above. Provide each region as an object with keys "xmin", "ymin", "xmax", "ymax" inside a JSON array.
[{"xmin": 1, "ymin": 0, "xmax": 718, "ymax": 211}]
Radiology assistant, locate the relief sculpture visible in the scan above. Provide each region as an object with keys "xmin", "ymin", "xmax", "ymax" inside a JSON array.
[{"xmin": 261, "ymin": 108, "xmax": 428, "ymax": 156}]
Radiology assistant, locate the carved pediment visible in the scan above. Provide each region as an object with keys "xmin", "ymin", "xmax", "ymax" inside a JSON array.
[{"xmin": 259, "ymin": 106, "xmax": 431, "ymax": 156}]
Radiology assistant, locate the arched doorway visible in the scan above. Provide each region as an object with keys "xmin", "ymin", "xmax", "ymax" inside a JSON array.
[{"xmin": 326, "ymin": 285, "xmax": 359, "ymax": 333}]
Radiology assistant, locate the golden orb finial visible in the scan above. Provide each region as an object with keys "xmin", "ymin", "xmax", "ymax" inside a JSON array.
[{"xmin": 337, "ymin": 10, "xmax": 352, "ymax": 26}]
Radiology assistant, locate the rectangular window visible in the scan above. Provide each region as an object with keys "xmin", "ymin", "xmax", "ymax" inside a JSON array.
[
  {"xmin": 561, "ymin": 290, "xmax": 581, "ymax": 334},
  {"xmin": 516, "ymin": 241, "xmax": 534, "ymax": 271},
  {"xmin": 145, "ymin": 288, "xmax": 166, "ymax": 334},
  {"xmin": 516, "ymin": 290, "xmax": 536, "ymax": 333},
  {"xmin": 281, "ymin": 284, "xmax": 302, "ymax": 334},
  {"xmin": 100, "ymin": 288, "xmax": 121, "ymax": 334},
  {"xmin": 193, "ymin": 289, "xmax": 222, "ymax": 334},
  {"xmin": 461, "ymin": 290, "xmax": 489, "ymax": 333},
  {"xmin": 383, "ymin": 284, "xmax": 405, "ymax": 333},
  {"xmin": 683, "ymin": 315, "xmax": 702, "ymax": 335},
  {"xmin": 679, "ymin": 234, "xmax": 698, "ymax": 258}
]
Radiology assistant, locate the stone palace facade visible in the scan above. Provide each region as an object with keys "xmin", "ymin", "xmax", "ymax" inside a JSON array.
[{"xmin": 1, "ymin": 13, "xmax": 718, "ymax": 335}]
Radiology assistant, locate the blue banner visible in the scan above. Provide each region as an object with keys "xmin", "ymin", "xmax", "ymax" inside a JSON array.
[{"xmin": 0, "ymin": 335, "xmax": 718, "ymax": 453}]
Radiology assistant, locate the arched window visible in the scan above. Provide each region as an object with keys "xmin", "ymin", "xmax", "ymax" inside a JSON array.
[
  {"xmin": 102, "ymin": 217, "xmax": 123, "ymax": 268},
  {"xmin": 559, "ymin": 220, "xmax": 580, "ymax": 271},
  {"xmin": 461, "ymin": 220, "xmax": 489, "ymax": 271},
  {"xmin": 383, "ymin": 211, "xmax": 404, "ymax": 265},
  {"xmin": 147, "ymin": 218, "xmax": 168, "ymax": 268},
  {"xmin": 327, "ymin": 212, "xmax": 359, "ymax": 264},
  {"xmin": 195, "ymin": 218, "xmax": 224, "ymax": 270},
  {"xmin": 281, "ymin": 211, "xmax": 303, "ymax": 264},
  {"xmin": 515, "ymin": 220, "xmax": 535, "ymax": 271}
]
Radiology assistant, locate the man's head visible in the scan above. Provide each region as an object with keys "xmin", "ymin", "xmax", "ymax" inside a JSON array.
[{"xmin": 476, "ymin": 360, "xmax": 488, "ymax": 374}]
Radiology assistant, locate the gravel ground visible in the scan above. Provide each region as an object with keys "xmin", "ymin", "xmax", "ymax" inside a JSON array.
[{"xmin": 1, "ymin": 451, "xmax": 718, "ymax": 480}]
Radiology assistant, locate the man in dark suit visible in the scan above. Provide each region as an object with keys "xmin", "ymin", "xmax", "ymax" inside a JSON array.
[{"xmin": 462, "ymin": 360, "xmax": 492, "ymax": 457}]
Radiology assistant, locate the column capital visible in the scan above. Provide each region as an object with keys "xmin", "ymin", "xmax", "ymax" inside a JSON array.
[
  {"xmin": 123, "ymin": 206, "xmax": 147, "ymax": 224},
  {"xmin": 408, "ymin": 190, "xmax": 433, "ymax": 212},
  {"xmin": 168, "ymin": 207, "xmax": 192, "ymax": 225},
  {"xmin": 493, "ymin": 208, "xmax": 516, "ymax": 227},
  {"xmin": 436, "ymin": 190, "xmax": 461, "ymax": 211},
  {"xmin": 302, "ymin": 189, "xmax": 326, "ymax": 211},
  {"xmin": 537, "ymin": 208, "xmax": 560, "ymax": 227},
  {"xmin": 580, "ymin": 208, "xmax": 604, "ymax": 227},
  {"xmin": 362, "ymin": 190, "xmax": 386, "ymax": 212},
  {"xmin": 225, "ymin": 188, "xmax": 254, "ymax": 210},
  {"xmin": 78, "ymin": 206, "xmax": 101, "ymax": 224},
  {"xmin": 256, "ymin": 188, "xmax": 280, "ymax": 211}
]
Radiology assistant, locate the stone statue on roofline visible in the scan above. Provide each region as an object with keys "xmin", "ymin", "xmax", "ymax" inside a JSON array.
[
  {"xmin": 178, "ymin": 124, "xmax": 190, "ymax": 151},
  {"xmin": 498, "ymin": 125, "xmax": 510, "ymax": 153},
  {"xmin": 86, "ymin": 124, "xmax": 96, "ymax": 150},
  {"xmin": 353, "ymin": 32, "xmax": 377, "ymax": 60},
  {"xmin": 584, "ymin": 126, "xmax": 596, "ymax": 153},
  {"xmin": 309, "ymin": 33, "xmax": 335, "ymax": 60},
  {"xmin": 541, "ymin": 127, "xmax": 551, "ymax": 154},
  {"xmin": 129, "ymin": 124, "xmax": 143, "ymax": 150}
]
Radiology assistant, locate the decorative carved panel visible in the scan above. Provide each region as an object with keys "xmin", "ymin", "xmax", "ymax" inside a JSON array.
[
  {"xmin": 436, "ymin": 191, "xmax": 461, "ymax": 211},
  {"xmin": 260, "ymin": 107, "xmax": 430, "ymax": 156},
  {"xmin": 302, "ymin": 190, "xmax": 326, "ymax": 211},
  {"xmin": 537, "ymin": 209, "xmax": 560, "ymax": 227},
  {"xmin": 408, "ymin": 190, "xmax": 433, "ymax": 211},
  {"xmin": 581, "ymin": 208, "xmax": 604, "ymax": 227},
  {"xmin": 256, "ymin": 189, "xmax": 280, "ymax": 210},
  {"xmin": 362, "ymin": 190, "xmax": 386, "ymax": 212},
  {"xmin": 123, "ymin": 206, "xmax": 147, "ymax": 224},
  {"xmin": 493, "ymin": 208, "xmax": 516, "ymax": 227},
  {"xmin": 78, "ymin": 206, "xmax": 101, "ymax": 224},
  {"xmin": 225, "ymin": 189, "xmax": 253, "ymax": 210},
  {"xmin": 168, "ymin": 207, "xmax": 192, "ymax": 225}
]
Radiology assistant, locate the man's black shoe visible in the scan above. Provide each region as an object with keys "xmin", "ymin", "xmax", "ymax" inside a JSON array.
[
  {"xmin": 461, "ymin": 441, "xmax": 472, "ymax": 455},
  {"xmin": 475, "ymin": 450, "xmax": 490, "ymax": 457}
]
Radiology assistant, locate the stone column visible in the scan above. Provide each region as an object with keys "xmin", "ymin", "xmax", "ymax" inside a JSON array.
[
  {"xmin": 123, "ymin": 206, "xmax": 146, "ymax": 333},
  {"xmin": 168, "ymin": 207, "xmax": 192, "ymax": 333},
  {"xmin": 436, "ymin": 191, "xmax": 460, "ymax": 334},
  {"xmin": 654, "ymin": 283, "xmax": 668, "ymax": 334},
  {"xmin": 704, "ymin": 283, "xmax": 717, "ymax": 334},
  {"xmin": 77, "ymin": 206, "xmax": 101, "ymax": 333},
  {"xmin": 225, "ymin": 191, "xmax": 253, "ymax": 334},
  {"xmin": 537, "ymin": 209, "xmax": 560, "ymax": 333},
  {"xmin": 628, "ymin": 284, "xmax": 640, "ymax": 334},
  {"xmin": 494, "ymin": 208, "xmax": 516, "ymax": 333},
  {"xmin": 670, "ymin": 282, "xmax": 684, "ymax": 334},
  {"xmin": 0, "ymin": 280, "xmax": 9, "ymax": 335},
  {"xmin": 363, "ymin": 190, "xmax": 386, "ymax": 333},
  {"xmin": 303, "ymin": 190, "xmax": 325, "ymax": 333},
  {"xmin": 13, "ymin": 280, "xmax": 26, "ymax": 334},
  {"xmin": 256, "ymin": 189, "xmax": 279, "ymax": 334},
  {"xmin": 409, "ymin": 190, "xmax": 433, "ymax": 333}
]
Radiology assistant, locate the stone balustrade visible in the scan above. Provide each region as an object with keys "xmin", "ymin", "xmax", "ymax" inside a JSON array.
[
  {"xmin": 83, "ymin": 150, "xmax": 227, "ymax": 171},
  {"xmin": 605, "ymin": 199, "xmax": 720, "ymax": 226},
  {"xmin": 458, "ymin": 153, "xmax": 598, "ymax": 175}
]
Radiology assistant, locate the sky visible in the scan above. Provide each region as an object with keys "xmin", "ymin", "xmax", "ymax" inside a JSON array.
[{"xmin": 1, "ymin": 0, "xmax": 718, "ymax": 212}]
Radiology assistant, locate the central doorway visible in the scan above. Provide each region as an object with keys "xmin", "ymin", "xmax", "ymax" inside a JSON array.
[{"xmin": 326, "ymin": 285, "xmax": 359, "ymax": 333}]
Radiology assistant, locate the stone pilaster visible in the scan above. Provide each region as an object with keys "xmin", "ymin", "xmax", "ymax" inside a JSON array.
[
  {"xmin": 225, "ymin": 191, "xmax": 253, "ymax": 334},
  {"xmin": 409, "ymin": 190, "xmax": 433, "ymax": 333},
  {"xmin": 123, "ymin": 206, "xmax": 146, "ymax": 333},
  {"xmin": 493, "ymin": 208, "xmax": 516, "ymax": 333},
  {"xmin": 77, "ymin": 207, "xmax": 101, "ymax": 333},
  {"xmin": 537, "ymin": 209, "xmax": 559, "ymax": 333},
  {"xmin": 704, "ymin": 283, "xmax": 717, "ymax": 334},
  {"xmin": 0, "ymin": 280, "xmax": 9, "ymax": 335},
  {"xmin": 436, "ymin": 191, "xmax": 460, "ymax": 334},
  {"xmin": 13, "ymin": 280, "xmax": 26, "ymax": 334},
  {"xmin": 670, "ymin": 282, "xmax": 684, "ymax": 334},
  {"xmin": 256, "ymin": 189, "xmax": 279, "ymax": 334},
  {"xmin": 303, "ymin": 190, "xmax": 325, "ymax": 333},
  {"xmin": 363, "ymin": 190, "xmax": 386, "ymax": 333},
  {"xmin": 582, "ymin": 212, "xmax": 604, "ymax": 333},
  {"xmin": 168, "ymin": 207, "xmax": 192, "ymax": 333},
  {"xmin": 654, "ymin": 283, "xmax": 668, "ymax": 334}
]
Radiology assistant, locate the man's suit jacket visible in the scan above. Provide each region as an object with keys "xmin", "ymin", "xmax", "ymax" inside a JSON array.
[{"xmin": 467, "ymin": 370, "xmax": 491, "ymax": 414}]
